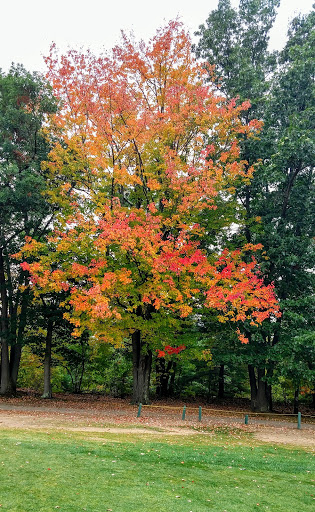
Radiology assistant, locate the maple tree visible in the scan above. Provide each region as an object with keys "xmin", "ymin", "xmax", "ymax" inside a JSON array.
[{"xmin": 19, "ymin": 21, "xmax": 280, "ymax": 403}]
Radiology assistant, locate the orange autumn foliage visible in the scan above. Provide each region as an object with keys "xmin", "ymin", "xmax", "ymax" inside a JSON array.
[{"xmin": 19, "ymin": 21, "xmax": 279, "ymax": 348}]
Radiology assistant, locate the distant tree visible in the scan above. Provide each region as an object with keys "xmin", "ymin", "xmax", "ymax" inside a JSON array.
[
  {"xmin": 0, "ymin": 65, "xmax": 57, "ymax": 395},
  {"xmin": 194, "ymin": 0, "xmax": 280, "ymax": 105},
  {"xmin": 260, "ymin": 8, "xmax": 315, "ymax": 409},
  {"xmin": 195, "ymin": 1, "xmax": 315, "ymax": 411}
]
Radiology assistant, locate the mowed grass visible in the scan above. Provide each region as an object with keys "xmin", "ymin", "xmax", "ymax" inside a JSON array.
[{"xmin": 0, "ymin": 428, "xmax": 314, "ymax": 512}]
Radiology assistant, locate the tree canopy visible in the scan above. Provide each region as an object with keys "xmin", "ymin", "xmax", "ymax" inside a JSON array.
[{"xmin": 18, "ymin": 22, "xmax": 280, "ymax": 403}]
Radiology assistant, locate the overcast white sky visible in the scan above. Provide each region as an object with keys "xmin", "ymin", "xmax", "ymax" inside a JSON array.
[{"xmin": 1, "ymin": 0, "xmax": 314, "ymax": 73}]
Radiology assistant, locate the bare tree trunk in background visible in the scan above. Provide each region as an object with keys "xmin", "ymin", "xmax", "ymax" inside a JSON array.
[
  {"xmin": 132, "ymin": 329, "xmax": 152, "ymax": 404},
  {"xmin": 42, "ymin": 319, "xmax": 54, "ymax": 399},
  {"xmin": 218, "ymin": 364, "xmax": 225, "ymax": 399}
]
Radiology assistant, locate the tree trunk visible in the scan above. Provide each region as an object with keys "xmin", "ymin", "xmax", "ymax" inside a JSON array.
[
  {"xmin": 156, "ymin": 359, "xmax": 174, "ymax": 398},
  {"xmin": 255, "ymin": 368, "xmax": 270, "ymax": 412},
  {"xmin": 42, "ymin": 319, "xmax": 53, "ymax": 399},
  {"xmin": 0, "ymin": 341, "xmax": 13, "ymax": 395},
  {"xmin": 132, "ymin": 329, "xmax": 152, "ymax": 404},
  {"xmin": 267, "ymin": 383, "xmax": 273, "ymax": 412},
  {"xmin": 75, "ymin": 333, "xmax": 88, "ymax": 394},
  {"xmin": 293, "ymin": 388, "xmax": 299, "ymax": 414},
  {"xmin": 9, "ymin": 286, "xmax": 30, "ymax": 393},
  {"xmin": 207, "ymin": 369, "xmax": 212, "ymax": 403},
  {"xmin": 249, "ymin": 366, "xmax": 269, "ymax": 412},
  {"xmin": 218, "ymin": 364, "xmax": 225, "ymax": 399},
  {"xmin": 0, "ymin": 249, "xmax": 13, "ymax": 396},
  {"xmin": 9, "ymin": 344, "xmax": 22, "ymax": 394},
  {"xmin": 156, "ymin": 358, "xmax": 165, "ymax": 397},
  {"xmin": 248, "ymin": 364, "xmax": 257, "ymax": 404},
  {"xmin": 168, "ymin": 362, "xmax": 176, "ymax": 397},
  {"xmin": 266, "ymin": 365, "xmax": 274, "ymax": 412},
  {"xmin": 250, "ymin": 368, "xmax": 269, "ymax": 412},
  {"xmin": 74, "ymin": 356, "xmax": 85, "ymax": 394}
]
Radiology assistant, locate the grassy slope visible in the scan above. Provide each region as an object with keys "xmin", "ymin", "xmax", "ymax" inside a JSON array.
[{"xmin": 0, "ymin": 429, "xmax": 314, "ymax": 512}]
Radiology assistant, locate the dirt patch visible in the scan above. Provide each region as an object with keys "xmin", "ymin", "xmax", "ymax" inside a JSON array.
[
  {"xmin": 0, "ymin": 413, "xmax": 194, "ymax": 436},
  {"xmin": 254, "ymin": 429, "xmax": 315, "ymax": 448},
  {"xmin": 68, "ymin": 426, "xmax": 196, "ymax": 436},
  {"xmin": 0, "ymin": 406, "xmax": 314, "ymax": 449},
  {"xmin": 1, "ymin": 394, "xmax": 314, "ymax": 449}
]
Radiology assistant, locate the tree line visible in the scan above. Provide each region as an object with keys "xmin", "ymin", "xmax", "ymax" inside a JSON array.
[{"xmin": 0, "ymin": 1, "xmax": 314, "ymax": 411}]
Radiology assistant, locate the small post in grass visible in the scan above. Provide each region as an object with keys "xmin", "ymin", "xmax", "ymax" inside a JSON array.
[
  {"xmin": 297, "ymin": 412, "xmax": 301, "ymax": 430},
  {"xmin": 137, "ymin": 403, "xmax": 142, "ymax": 418},
  {"xmin": 199, "ymin": 406, "xmax": 202, "ymax": 422},
  {"xmin": 245, "ymin": 414, "xmax": 249, "ymax": 425},
  {"xmin": 182, "ymin": 405, "xmax": 186, "ymax": 420}
]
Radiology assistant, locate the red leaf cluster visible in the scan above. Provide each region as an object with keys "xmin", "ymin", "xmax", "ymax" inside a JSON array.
[{"xmin": 157, "ymin": 345, "xmax": 186, "ymax": 358}]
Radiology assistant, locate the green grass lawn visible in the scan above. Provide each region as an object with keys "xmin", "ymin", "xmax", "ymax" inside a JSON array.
[{"xmin": 0, "ymin": 428, "xmax": 314, "ymax": 512}]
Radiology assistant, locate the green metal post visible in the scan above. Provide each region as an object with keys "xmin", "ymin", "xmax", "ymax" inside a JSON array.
[
  {"xmin": 182, "ymin": 405, "xmax": 186, "ymax": 420},
  {"xmin": 297, "ymin": 412, "xmax": 301, "ymax": 429},
  {"xmin": 137, "ymin": 403, "xmax": 142, "ymax": 418},
  {"xmin": 245, "ymin": 414, "xmax": 249, "ymax": 425},
  {"xmin": 199, "ymin": 406, "xmax": 202, "ymax": 422}
]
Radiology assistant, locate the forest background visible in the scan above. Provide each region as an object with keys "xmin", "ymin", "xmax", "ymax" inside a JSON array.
[{"xmin": 0, "ymin": 0, "xmax": 314, "ymax": 413}]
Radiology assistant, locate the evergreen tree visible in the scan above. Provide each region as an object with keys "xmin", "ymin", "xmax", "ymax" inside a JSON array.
[
  {"xmin": 0, "ymin": 65, "xmax": 57, "ymax": 394},
  {"xmin": 195, "ymin": 1, "xmax": 314, "ymax": 410}
]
